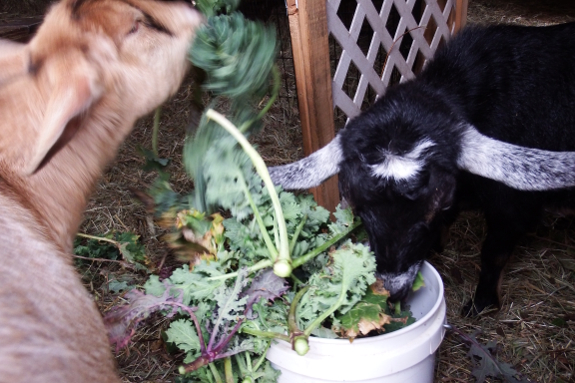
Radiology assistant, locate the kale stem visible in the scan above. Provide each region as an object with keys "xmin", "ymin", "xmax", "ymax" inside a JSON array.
[
  {"xmin": 209, "ymin": 220, "xmax": 361, "ymax": 283},
  {"xmin": 224, "ymin": 357, "xmax": 234, "ymax": 383},
  {"xmin": 303, "ymin": 285, "xmax": 346, "ymax": 337},
  {"xmin": 255, "ymin": 65, "xmax": 280, "ymax": 121},
  {"xmin": 251, "ymin": 344, "xmax": 270, "ymax": 372},
  {"xmin": 292, "ymin": 220, "xmax": 362, "ymax": 269},
  {"xmin": 207, "ymin": 259, "xmax": 273, "ymax": 281},
  {"xmin": 244, "ymin": 352, "xmax": 252, "ymax": 373},
  {"xmin": 208, "ymin": 363, "xmax": 223, "ymax": 383},
  {"xmin": 207, "ymin": 274, "xmax": 246, "ymax": 351},
  {"xmin": 76, "ymin": 232, "xmax": 118, "ymax": 246},
  {"xmin": 152, "ymin": 107, "xmax": 161, "ymax": 156},
  {"xmin": 289, "ymin": 215, "xmax": 307, "ymax": 255},
  {"xmin": 240, "ymin": 327, "xmax": 290, "ymax": 342},
  {"xmin": 288, "ymin": 286, "xmax": 309, "ymax": 335},
  {"xmin": 238, "ymin": 65, "xmax": 281, "ymax": 133},
  {"xmin": 238, "ymin": 172, "xmax": 278, "ymax": 260},
  {"xmin": 205, "ymin": 109, "xmax": 291, "ymax": 277}
]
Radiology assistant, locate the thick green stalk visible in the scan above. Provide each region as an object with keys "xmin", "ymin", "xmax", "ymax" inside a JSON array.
[
  {"xmin": 244, "ymin": 352, "xmax": 252, "ymax": 374},
  {"xmin": 224, "ymin": 357, "xmax": 234, "ymax": 383},
  {"xmin": 206, "ymin": 109, "xmax": 291, "ymax": 277},
  {"xmin": 238, "ymin": 65, "xmax": 281, "ymax": 133},
  {"xmin": 208, "ymin": 363, "xmax": 223, "ymax": 383},
  {"xmin": 289, "ymin": 215, "xmax": 307, "ymax": 255},
  {"xmin": 76, "ymin": 232, "xmax": 118, "ymax": 246},
  {"xmin": 207, "ymin": 259, "xmax": 273, "ymax": 281},
  {"xmin": 238, "ymin": 172, "xmax": 278, "ymax": 260},
  {"xmin": 240, "ymin": 327, "xmax": 290, "ymax": 342},
  {"xmin": 292, "ymin": 220, "xmax": 362, "ymax": 269},
  {"xmin": 288, "ymin": 286, "xmax": 309, "ymax": 335},
  {"xmin": 254, "ymin": 65, "xmax": 280, "ymax": 122},
  {"xmin": 251, "ymin": 345, "xmax": 269, "ymax": 372},
  {"xmin": 303, "ymin": 284, "xmax": 347, "ymax": 337},
  {"xmin": 152, "ymin": 107, "xmax": 161, "ymax": 156},
  {"xmin": 207, "ymin": 220, "xmax": 361, "ymax": 282}
]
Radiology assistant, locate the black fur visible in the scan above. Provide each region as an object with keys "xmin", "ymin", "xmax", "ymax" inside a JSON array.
[{"xmin": 337, "ymin": 22, "xmax": 575, "ymax": 315}]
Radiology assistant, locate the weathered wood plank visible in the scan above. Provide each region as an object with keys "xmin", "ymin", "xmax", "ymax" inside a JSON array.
[
  {"xmin": 454, "ymin": 0, "xmax": 468, "ymax": 32},
  {"xmin": 287, "ymin": 0, "xmax": 340, "ymax": 212}
]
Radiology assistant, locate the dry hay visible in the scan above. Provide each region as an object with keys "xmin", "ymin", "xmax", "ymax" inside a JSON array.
[{"xmin": 65, "ymin": 0, "xmax": 575, "ymax": 382}]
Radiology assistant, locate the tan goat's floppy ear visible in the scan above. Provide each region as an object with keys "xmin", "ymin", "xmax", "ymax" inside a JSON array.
[
  {"xmin": 24, "ymin": 54, "xmax": 102, "ymax": 175},
  {"xmin": 0, "ymin": 40, "xmax": 28, "ymax": 85}
]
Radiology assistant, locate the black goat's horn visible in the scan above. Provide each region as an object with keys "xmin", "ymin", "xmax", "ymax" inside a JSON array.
[
  {"xmin": 457, "ymin": 125, "xmax": 575, "ymax": 191},
  {"xmin": 268, "ymin": 135, "xmax": 343, "ymax": 190}
]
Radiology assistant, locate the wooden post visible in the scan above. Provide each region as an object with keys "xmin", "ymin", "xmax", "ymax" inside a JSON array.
[
  {"xmin": 454, "ymin": 0, "xmax": 468, "ymax": 32},
  {"xmin": 287, "ymin": 0, "xmax": 339, "ymax": 212}
]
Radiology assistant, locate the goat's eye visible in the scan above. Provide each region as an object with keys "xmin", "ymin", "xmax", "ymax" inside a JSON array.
[{"xmin": 128, "ymin": 20, "xmax": 140, "ymax": 34}]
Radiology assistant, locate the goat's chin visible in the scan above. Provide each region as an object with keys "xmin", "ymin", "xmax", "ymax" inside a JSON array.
[{"xmin": 378, "ymin": 260, "xmax": 423, "ymax": 302}]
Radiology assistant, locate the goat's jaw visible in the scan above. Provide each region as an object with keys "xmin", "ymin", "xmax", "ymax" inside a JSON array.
[{"xmin": 378, "ymin": 261, "xmax": 423, "ymax": 301}]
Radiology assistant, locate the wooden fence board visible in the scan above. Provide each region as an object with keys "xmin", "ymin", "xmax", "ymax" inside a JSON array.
[{"xmin": 287, "ymin": 0, "xmax": 340, "ymax": 212}]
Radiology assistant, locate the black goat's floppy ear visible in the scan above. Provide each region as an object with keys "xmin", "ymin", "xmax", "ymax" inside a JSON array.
[{"xmin": 457, "ymin": 125, "xmax": 575, "ymax": 191}]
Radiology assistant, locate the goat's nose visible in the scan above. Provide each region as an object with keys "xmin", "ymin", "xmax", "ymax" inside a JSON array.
[{"xmin": 177, "ymin": 1, "xmax": 204, "ymax": 27}]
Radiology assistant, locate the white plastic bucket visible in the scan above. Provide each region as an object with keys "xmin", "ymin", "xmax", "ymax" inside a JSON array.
[{"xmin": 266, "ymin": 261, "xmax": 446, "ymax": 383}]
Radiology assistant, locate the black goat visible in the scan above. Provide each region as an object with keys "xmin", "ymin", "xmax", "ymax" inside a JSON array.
[{"xmin": 269, "ymin": 22, "xmax": 575, "ymax": 316}]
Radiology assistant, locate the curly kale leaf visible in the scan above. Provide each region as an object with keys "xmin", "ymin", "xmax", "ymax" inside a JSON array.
[
  {"xmin": 165, "ymin": 319, "xmax": 202, "ymax": 358},
  {"xmin": 195, "ymin": 0, "xmax": 240, "ymax": 17},
  {"xmin": 144, "ymin": 261, "xmax": 224, "ymax": 305},
  {"xmin": 296, "ymin": 240, "xmax": 377, "ymax": 332},
  {"xmin": 191, "ymin": 13, "xmax": 278, "ymax": 101}
]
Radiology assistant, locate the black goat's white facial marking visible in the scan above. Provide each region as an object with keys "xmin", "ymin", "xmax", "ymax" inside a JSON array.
[
  {"xmin": 458, "ymin": 125, "xmax": 575, "ymax": 191},
  {"xmin": 268, "ymin": 134, "xmax": 343, "ymax": 190},
  {"xmin": 369, "ymin": 140, "xmax": 435, "ymax": 181}
]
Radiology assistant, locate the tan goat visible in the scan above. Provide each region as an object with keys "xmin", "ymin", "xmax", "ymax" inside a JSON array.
[{"xmin": 0, "ymin": 1, "xmax": 203, "ymax": 381}]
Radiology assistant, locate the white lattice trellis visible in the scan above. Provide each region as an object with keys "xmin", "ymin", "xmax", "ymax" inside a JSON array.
[
  {"xmin": 285, "ymin": 0, "xmax": 466, "ymax": 209},
  {"xmin": 328, "ymin": 0, "xmax": 457, "ymax": 119}
]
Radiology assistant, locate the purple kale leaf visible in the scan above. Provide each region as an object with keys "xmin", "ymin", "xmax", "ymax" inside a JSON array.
[
  {"xmin": 104, "ymin": 283, "xmax": 194, "ymax": 351},
  {"xmin": 241, "ymin": 269, "xmax": 290, "ymax": 319}
]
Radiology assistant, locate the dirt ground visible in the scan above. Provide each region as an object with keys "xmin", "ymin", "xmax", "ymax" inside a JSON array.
[{"xmin": 3, "ymin": 0, "xmax": 574, "ymax": 382}]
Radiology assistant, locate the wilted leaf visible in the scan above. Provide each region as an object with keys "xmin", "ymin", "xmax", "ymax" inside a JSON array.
[
  {"xmin": 370, "ymin": 277, "xmax": 391, "ymax": 297},
  {"xmin": 462, "ymin": 330, "xmax": 533, "ymax": 383},
  {"xmin": 335, "ymin": 302, "xmax": 391, "ymax": 340}
]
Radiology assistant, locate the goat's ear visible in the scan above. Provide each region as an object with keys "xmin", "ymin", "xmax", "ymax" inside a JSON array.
[
  {"xmin": 24, "ymin": 54, "xmax": 102, "ymax": 175},
  {"xmin": 0, "ymin": 40, "xmax": 28, "ymax": 85}
]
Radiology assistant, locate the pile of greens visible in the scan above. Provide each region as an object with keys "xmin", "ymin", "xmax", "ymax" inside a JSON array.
[{"xmin": 105, "ymin": 3, "xmax": 420, "ymax": 382}]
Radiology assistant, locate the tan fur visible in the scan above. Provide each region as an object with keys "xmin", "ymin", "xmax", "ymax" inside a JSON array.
[{"xmin": 0, "ymin": 1, "xmax": 203, "ymax": 381}]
